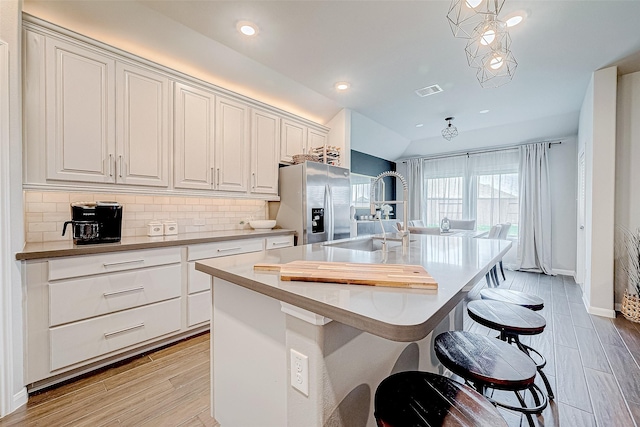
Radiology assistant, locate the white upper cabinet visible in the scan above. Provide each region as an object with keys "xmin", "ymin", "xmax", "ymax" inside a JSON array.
[
  {"xmin": 116, "ymin": 62, "xmax": 170, "ymax": 187},
  {"xmin": 215, "ymin": 96, "xmax": 250, "ymax": 192},
  {"xmin": 280, "ymin": 119, "xmax": 307, "ymax": 163},
  {"xmin": 45, "ymin": 37, "xmax": 116, "ymax": 183},
  {"xmin": 280, "ymin": 118, "xmax": 329, "ymax": 164},
  {"xmin": 173, "ymin": 82, "xmax": 216, "ymax": 190},
  {"xmin": 308, "ymin": 128, "xmax": 328, "ymax": 152},
  {"xmin": 251, "ymin": 109, "xmax": 280, "ymax": 194}
]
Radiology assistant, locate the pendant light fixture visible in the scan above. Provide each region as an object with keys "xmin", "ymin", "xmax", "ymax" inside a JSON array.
[
  {"xmin": 476, "ymin": 47, "xmax": 518, "ymax": 88},
  {"xmin": 446, "ymin": 0, "xmax": 505, "ymax": 39},
  {"xmin": 464, "ymin": 14, "xmax": 509, "ymax": 68},
  {"xmin": 441, "ymin": 117, "xmax": 458, "ymax": 141}
]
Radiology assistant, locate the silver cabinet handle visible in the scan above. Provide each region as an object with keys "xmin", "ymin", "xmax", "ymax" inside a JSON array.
[
  {"xmin": 271, "ymin": 241, "xmax": 290, "ymax": 246},
  {"xmin": 119, "ymin": 155, "xmax": 123, "ymax": 178},
  {"xmin": 103, "ymin": 259, "xmax": 144, "ymax": 268},
  {"xmin": 104, "ymin": 323, "xmax": 144, "ymax": 338},
  {"xmin": 217, "ymin": 247, "xmax": 241, "ymax": 252},
  {"xmin": 103, "ymin": 286, "xmax": 144, "ymax": 297},
  {"xmin": 252, "ymin": 172, "xmax": 256, "ymax": 189},
  {"xmin": 217, "ymin": 168, "xmax": 220, "ymax": 188},
  {"xmin": 580, "ymin": 225, "xmax": 585, "ymax": 230},
  {"xmin": 108, "ymin": 154, "xmax": 113, "ymax": 177},
  {"xmin": 211, "ymin": 167, "xmax": 214, "ymax": 188}
]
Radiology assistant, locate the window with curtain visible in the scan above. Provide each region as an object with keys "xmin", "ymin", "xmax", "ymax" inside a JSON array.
[{"xmin": 419, "ymin": 149, "xmax": 520, "ymax": 237}]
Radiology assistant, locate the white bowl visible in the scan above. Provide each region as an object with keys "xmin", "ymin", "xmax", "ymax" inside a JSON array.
[{"xmin": 249, "ymin": 220, "xmax": 277, "ymax": 230}]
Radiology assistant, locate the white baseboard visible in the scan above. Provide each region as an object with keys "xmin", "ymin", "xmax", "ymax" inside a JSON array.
[
  {"xmin": 12, "ymin": 387, "xmax": 27, "ymax": 412},
  {"xmin": 552, "ymin": 268, "xmax": 576, "ymax": 277},
  {"xmin": 582, "ymin": 293, "xmax": 616, "ymax": 318}
]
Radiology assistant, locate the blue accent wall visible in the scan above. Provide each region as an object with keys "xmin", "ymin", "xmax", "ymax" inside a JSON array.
[{"xmin": 350, "ymin": 150, "xmax": 396, "ymax": 217}]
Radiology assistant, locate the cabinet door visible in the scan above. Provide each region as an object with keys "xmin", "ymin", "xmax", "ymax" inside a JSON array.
[
  {"xmin": 174, "ymin": 82, "xmax": 215, "ymax": 190},
  {"xmin": 251, "ymin": 109, "xmax": 280, "ymax": 194},
  {"xmin": 116, "ymin": 62, "xmax": 170, "ymax": 187},
  {"xmin": 280, "ymin": 119, "xmax": 307, "ymax": 163},
  {"xmin": 45, "ymin": 37, "xmax": 115, "ymax": 183},
  {"xmin": 308, "ymin": 128, "xmax": 328, "ymax": 152},
  {"xmin": 215, "ymin": 96, "xmax": 249, "ymax": 192}
]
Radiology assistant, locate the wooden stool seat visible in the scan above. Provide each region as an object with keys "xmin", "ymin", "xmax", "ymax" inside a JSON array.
[
  {"xmin": 467, "ymin": 299, "xmax": 555, "ymax": 401},
  {"xmin": 435, "ymin": 331, "xmax": 547, "ymax": 427},
  {"xmin": 467, "ymin": 300, "xmax": 546, "ymax": 335},
  {"xmin": 480, "ymin": 288, "xmax": 544, "ymax": 311},
  {"xmin": 435, "ymin": 331, "xmax": 537, "ymax": 390},
  {"xmin": 374, "ymin": 371, "xmax": 507, "ymax": 427}
]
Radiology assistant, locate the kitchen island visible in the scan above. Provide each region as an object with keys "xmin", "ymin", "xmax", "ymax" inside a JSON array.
[{"xmin": 195, "ymin": 233, "xmax": 511, "ymax": 427}]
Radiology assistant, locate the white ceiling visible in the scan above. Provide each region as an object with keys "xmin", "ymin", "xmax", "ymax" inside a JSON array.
[{"xmin": 24, "ymin": 1, "xmax": 640, "ymax": 161}]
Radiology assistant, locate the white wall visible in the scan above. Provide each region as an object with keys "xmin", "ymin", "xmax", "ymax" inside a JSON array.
[
  {"xmin": 0, "ymin": 0, "xmax": 28, "ymax": 417},
  {"xmin": 548, "ymin": 137, "xmax": 578, "ymax": 275},
  {"xmin": 327, "ymin": 109, "xmax": 352, "ymax": 169},
  {"xmin": 614, "ymin": 71, "xmax": 640, "ymax": 305},
  {"xmin": 350, "ymin": 111, "xmax": 410, "ymax": 162},
  {"xmin": 578, "ymin": 67, "xmax": 618, "ymax": 318}
]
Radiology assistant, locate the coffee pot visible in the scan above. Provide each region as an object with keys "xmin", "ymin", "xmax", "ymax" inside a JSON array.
[{"xmin": 62, "ymin": 201, "xmax": 122, "ymax": 245}]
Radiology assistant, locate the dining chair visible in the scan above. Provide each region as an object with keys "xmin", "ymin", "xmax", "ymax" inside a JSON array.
[
  {"xmin": 497, "ymin": 223, "xmax": 512, "ymax": 280},
  {"xmin": 448, "ymin": 219, "xmax": 476, "ymax": 230},
  {"xmin": 485, "ymin": 224, "xmax": 502, "ymax": 287}
]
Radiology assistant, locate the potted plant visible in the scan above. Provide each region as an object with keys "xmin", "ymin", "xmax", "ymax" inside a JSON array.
[{"xmin": 619, "ymin": 226, "xmax": 640, "ymax": 322}]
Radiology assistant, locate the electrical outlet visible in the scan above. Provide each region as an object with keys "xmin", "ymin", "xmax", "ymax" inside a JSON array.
[{"xmin": 290, "ymin": 349, "xmax": 309, "ymax": 396}]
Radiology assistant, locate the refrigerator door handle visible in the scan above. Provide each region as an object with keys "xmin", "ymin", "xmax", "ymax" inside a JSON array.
[{"xmin": 325, "ymin": 184, "xmax": 334, "ymax": 241}]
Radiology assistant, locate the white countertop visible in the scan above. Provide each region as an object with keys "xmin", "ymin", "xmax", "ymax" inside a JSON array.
[{"xmin": 195, "ymin": 233, "xmax": 511, "ymax": 342}]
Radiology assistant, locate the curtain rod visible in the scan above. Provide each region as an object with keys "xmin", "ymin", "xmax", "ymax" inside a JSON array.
[{"xmin": 399, "ymin": 140, "xmax": 562, "ymax": 163}]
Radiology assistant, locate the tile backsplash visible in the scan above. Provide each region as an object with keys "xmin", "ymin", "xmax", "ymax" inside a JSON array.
[{"xmin": 24, "ymin": 191, "xmax": 267, "ymax": 243}]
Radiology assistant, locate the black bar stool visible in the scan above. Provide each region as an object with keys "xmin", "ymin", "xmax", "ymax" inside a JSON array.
[
  {"xmin": 467, "ymin": 299, "xmax": 554, "ymax": 400},
  {"xmin": 480, "ymin": 288, "xmax": 544, "ymax": 311},
  {"xmin": 374, "ymin": 371, "xmax": 508, "ymax": 427},
  {"xmin": 434, "ymin": 331, "xmax": 547, "ymax": 427}
]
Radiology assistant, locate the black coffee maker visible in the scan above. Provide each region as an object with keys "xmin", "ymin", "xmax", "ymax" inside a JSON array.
[{"xmin": 62, "ymin": 201, "xmax": 123, "ymax": 244}]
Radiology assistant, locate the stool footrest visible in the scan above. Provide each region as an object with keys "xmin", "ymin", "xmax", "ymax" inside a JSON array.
[{"xmin": 485, "ymin": 383, "xmax": 548, "ymax": 415}]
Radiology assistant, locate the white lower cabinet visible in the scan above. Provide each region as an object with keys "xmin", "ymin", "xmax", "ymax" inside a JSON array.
[
  {"xmin": 186, "ymin": 238, "xmax": 265, "ymax": 325},
  {"xmin": 187, "ymin": 291, "xmax": 211, "ymax": 327},
  {"xmin": 23, "ymin": 233, "xmax": 294, "ymax": 388},
  {"xmin": 50, "ymin": 298, "xmax": 181, "ymax": 371}
]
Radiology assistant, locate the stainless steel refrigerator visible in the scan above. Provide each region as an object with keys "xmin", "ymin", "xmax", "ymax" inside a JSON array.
[{"xmin": 277, "ymin": 162, "xmax": 351, "ymax": 245}]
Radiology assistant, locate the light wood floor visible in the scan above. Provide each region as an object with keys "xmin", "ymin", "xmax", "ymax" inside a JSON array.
[
  {"xmin": 1, "ymin": 270, "xmax": 639, "ymax": 426},
  {"xmin": 0, "ymin": 332, "xmax": 217, "ymax": 427}
]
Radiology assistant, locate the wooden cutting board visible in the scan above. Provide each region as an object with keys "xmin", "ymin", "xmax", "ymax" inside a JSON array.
[{"xmin": 254, "ymin": 260, "xmax": 437, "ymax": 289}]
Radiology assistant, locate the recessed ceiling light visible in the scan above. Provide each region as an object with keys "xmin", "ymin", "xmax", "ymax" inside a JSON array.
[
  {"xmin": 416, "ymin": 124, "xmax": 424, "ymax": 128},
  {"xmin": 505, "ymin": 11, "xmax": 527, "ymax": 27},
  {"xmin": 335, "ymin": 82, "xmax": 350, "ymax": 91},
  {"xmin": 237, "ymin": 21, "xmax": 259, "ymax": 36},
  {"xmin": 479, "ymin": 109, "xmax": 490, "ymax": 114}
]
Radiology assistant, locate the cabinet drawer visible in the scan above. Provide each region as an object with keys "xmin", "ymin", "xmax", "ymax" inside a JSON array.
[
  {"xmin": 187, "ymin": 238, "xmax": 263, "ymax": 261},
  {"xmin": 49, "ymin": 264, "xmax": 181, "ymax": 326},
  {"xmin": 188, "ymin": 261, "xmax": 210, "ymax": 294},
  {"xmin": 188, "ymin": 290, "xmax": 211, "ymax": 327},
  {"xmin": 48, "ymin": 247, "xmax": 181, "ymax": 281},
  {"xmin": 265, "ymin": 235, "xmax": 294, "ymax": 250},
  {"xmin": 50, "ymin": 298, "xmax": 180, "ymax": 371}
]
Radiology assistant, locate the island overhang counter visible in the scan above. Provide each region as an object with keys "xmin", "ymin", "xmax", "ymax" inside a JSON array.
[{"xmin": 196, "ymin": 234, "xmax": 511, "ymax": 427}]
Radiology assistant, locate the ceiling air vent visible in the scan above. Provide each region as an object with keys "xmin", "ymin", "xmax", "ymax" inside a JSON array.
[{"xmin": 415, "ymin": 84, "xmax": 443, "ymax": 97}]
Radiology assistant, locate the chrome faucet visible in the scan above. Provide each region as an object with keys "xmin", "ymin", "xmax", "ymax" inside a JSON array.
[{"xmin": 370, "ymin": 171, "xmax": 409, "ymax": 248}]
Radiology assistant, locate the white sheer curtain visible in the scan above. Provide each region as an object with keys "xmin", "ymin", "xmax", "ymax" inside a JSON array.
[
  {"xmin": 406, "ymin": 158, "xmax": 424, "ymax": 224},
  {"xmin": 517, "ymin": 143, "xmax": 553, "ymax": 274},
  {"xmin": 423, "ymin": 155, "xmax": 467, "ymax": 226}
]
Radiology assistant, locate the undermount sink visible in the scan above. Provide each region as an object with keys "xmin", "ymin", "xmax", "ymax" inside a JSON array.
[{"xmin": 323, "ymin": 236, "xmax": 411, "ymax": 252}]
